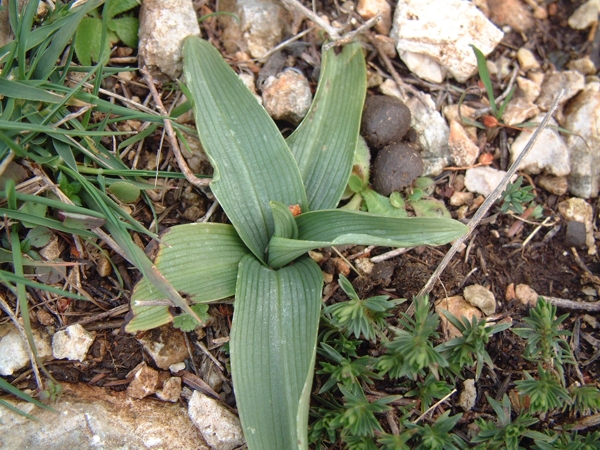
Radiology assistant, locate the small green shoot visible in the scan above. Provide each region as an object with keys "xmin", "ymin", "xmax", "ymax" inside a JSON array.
[
  {"xmin": 471, "ymin": 395, "xmax": 549, "ymax": 450},
  {"xmin": 438, "ymin": 313, "xmax": 512, "ymax": 380},
  {"xmin": 323, "ymin": 274, "xmax": 401, "ymax": 341}
]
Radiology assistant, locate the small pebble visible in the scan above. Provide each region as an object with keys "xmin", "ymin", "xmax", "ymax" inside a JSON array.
[
  {"xmin": 463, "ymin": 284, "xmax": 496, "ymax": 316},
  {"xmin": 516, "ymin": 48, "xmax": 540, "ymax": 72},
  {"xmin": 458, "ymin": 379, "xmax": 477, "ymax": 411},
  {"xmin": 515, "ymin": 284, "xmax": 538, "ymax": 308},
  {"xmin": 262, "ymin": 70, "xmax": 312, "ymax": 124},
  {"xmin": 449, "ymin": 191, "xmax": 474, "ymax": 207},
  {"xmin": 127, "ymin": 364, "xmax": 159, "ymax": 399},
  {"xmin": 538, "ymin": 175, "xmax": 568, "ymax": 196}
]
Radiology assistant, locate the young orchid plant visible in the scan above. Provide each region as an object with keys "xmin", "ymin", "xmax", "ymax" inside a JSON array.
[{"xmin": 126, "ymin": 37, "xmax": 467, "ymax": 449}]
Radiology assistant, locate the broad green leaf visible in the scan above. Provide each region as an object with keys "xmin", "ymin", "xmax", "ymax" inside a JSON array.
[
  {"xmin": 270, "ymin": 201, "xmax": 298, "ymax": 240},
  {"xmin": 108, "ymin": 180, "xmax": 141, "ymax": 203},
  {"xmin": 74, "ymin": 17, "xmax": 110, "ymax": 66},
  {"xmin": 109, "ymin": 17, "xmax": 139, "ymax": 48},
  {"xmin": 104, "ymin": 0, "xmax": 140, "ymax": 19},
  {"xmin": 362, "ymin": 188, "xmax": 408, "ymax": 218},
  {"xmin": 268, "ymin": 210, "xmax": 467, "ymax": 267},
  {"xmin": 287, "ymin": 42, "xmax": 366, "ymax": 211},
  {"xmin": 183, "ymin": 36, "xmax": 307, "ymax": 262},
  {"xmin": 231, "ymin": 255, "xmax": 323, "ymax": 450},
  {"xmin": 127, "ymin": 223, "xmax": 249, "ymax": 332}
]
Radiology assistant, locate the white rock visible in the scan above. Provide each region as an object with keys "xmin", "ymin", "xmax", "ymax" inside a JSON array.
[
  {"xmin": 463, "ymin": 284, "xmax": 496, "ymax": 316},
  {"xmin": 188, "ymin": 391, "xmax": 244, "ymax": 450},
  {"xmin": 567, "ymin": 56, "xmax": 597, "ymax": 76},
  {"xmin": 262, "ymin": 70, "xmax": 312, "ymax": 124},
  {"xmin": 137, "ymin": 325, "xmax": 189, "ymax": 370},
  {"xmin": 156, "ymin": 376, "xmax": 182, "ymax": 402},
  {"xmin": 52, "ymin": 324, "xmax": 95, "ymax": 362},
  {"xmin": 563, "ymin": 82, "xmax": 600, "ymax": 198},
  {"xmin": 458, "ymin": 379, "xmax": 477, "ymax": 411},
  {"xmin": 568, "ymin": 0, "xmax": 600, "ymax": 30},
  {"xmin": 538, "ymin": 175, "xmax": 568, "ymax": 196},
  {"xmin": 449, "ymin": 191, "xmax": 474, "ymax": 207},
  {"xmin": 435, "ymin": 296, "xmax": 482, "ymax": 338},
  {"xmin": 390, "ymin": 0, "xmax": 503, "ymax": 83},
  {"xmin": 448, "ymin": 119, "xmax": 479, "ymax": 166},
  {"xmin": 537, "ymin": 70, "xmax": 585, "ymax": 111},
  {"xmin": 380, "ymin": 79, "xmax": 451, "ymax": 175},
  {"xmin": 516, "ymin": 77, "xmax": 541, "ymax": 103},
  {"xmin": 138, "ymin": 0, "xmax": 201, "ymax": 80},
  {"xmin": 170, "ymin": 362, "xmax": 186, "ymax": 373},
  {"xmin": 558, "ymin": 198, "xmax": 596, "ymax": 254},
  {"xmin": 0, "ymin": 383, "xmax": 207, "ymax": 449},
  {"xmin": 510, "ymin": 114, "xmax": 570, "ymax": 176},
  {"xmin": 516, "ymin": 48, "xmax": 540, "ymax": 72},
  {"xmin": 501, "ymin": 96, "xmax": 539, "ymax": 126},
  {"xmin": 355, "ymin": 257, "xmax": 374, "ymax": 275},
  {"xmin": 0, "ymin": 325, "xmax": 52, "ymax": 376},
  {"xmin": 464, "ymin": 166, "xmax": 515, "ymax": 197},
  {"xmin": 238, "ymin": 0, "xmax": 287, "ymax": 58},
  {"xmin": 127, "ymin": 364, "xmax": 159, "ymax": 399},
  {"xmin": 357, "ymin": 0, "xmax": 392, "ymax": 35},
  {"xmin": 515, "ymin": 284, "xmax": 538, "ymax": 308}
]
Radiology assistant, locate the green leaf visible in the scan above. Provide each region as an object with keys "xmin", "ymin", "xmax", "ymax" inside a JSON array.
[
  {"xmin": 127, "ymin": 223, "xmax": 249, "ymax": 332},
  {"xmin": 268, "ymin": 210, "xmax": 466, "ymax": 268},
  {"xmin": 470, "ymin": 44, "xmax": 497, "ymax": 117},
  {"xmin": 287, "ymin": 42, "xmax": 366, "ymax": 210},
  {"xmin": 410, "ymin": 199, "xmax": 451, "ymax": 218},
  {"xmin": 0, "ymin": 79, "xmax": 64, "ymax": 103},
  {"xmin": 231, "ymin": 255, "xmax": 323, "ymax": 450},
  {"xmin": 270, "ymin": 201, "xmax": 298, "ymax": 240},
  {"xmin": 110, "ymin": 17, "xmax": 139, "ymax": 48},
  {"xmin": 0, "ymin": 377, "xmax": 55, "ymax": 418},
  {"xmin": 183, "ymin": 36, "xmax": 307, "ymax": 262},
  {"xmin": 104, "ymin": 0, "xmax": 140, "ymax": 20},
  {"xmin": 173, "ymin": 304, "xmax": 210, "ymax": 332},
  {"xmin": 74, "ymin": 17, "xmax": 109, "ymax": 66},
  {"xmin": 362, "ymin": 188, "xmax": 407, "ymax": 218},
  {"xmin": 108, "ymin": 180, "xmax": 141, "ymax": 203}
]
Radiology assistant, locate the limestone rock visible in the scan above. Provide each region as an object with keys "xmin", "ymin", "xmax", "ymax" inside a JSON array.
[
  {"xmin": 127, "ymin": 364, "xmax": 159, "ymax": 399},
  {"xmin": 563, "ymin": 82, "xmax": 600, "ymax": 198},
  {"xmin": 239, "ymin": 0, "xmax": 288, "ymax": 58},
  {"xmin": 138, "ymin": 0, "xmax": 201, "ymax": 80},
  {"xmin": 464, "ymin": 166, "xmax": 515, "ymax": 197},
  {"xmin": 463, "ymin": 284, "xmax": 496, "ymax": 316},
  {"xmin": 137, "ymin": 325, "xmax": 189, "ymax": 370},
  {"xmin": 0, "ymin": 325, "xmax": 52, "ymax": 376},
  {"xmin": 0, "ymin": 383, "xmax": 207, "ymax": 449},
  {"xmin": 488, "ymin": 0, "xmax": 535, "ymax": 32},
  {"xmin": 262, "ymin": 70, "xmax": 312, "ymax": 124},
  {"xmin": 448, "ymin": 119, "xmax": 479, "ymax": 167},
  {"xmin": 568, "ymin": 0, "xmax": 600, "ymax": 30},
  {"xmin": 458, "ymin": 379, "xmax": 477, "ymax": 411},
  {"xmin": 537, "ymin": 70, "xmax": 585, "ymax": 111},
  {"xmin": 156, "ymin": 376, "xmax": 182, "ymax": 402},
  {"xmin": 516, "ymin": 48, "xmax": 540, "ymax": 72},
  {"xmin": 52, "ymin": 324, "xmax": 95, "ymax": 362},
  {"xmin": 188, "ymin": 391, "xmax": 244, "ymax": 450},
  {"xmin": 357, "ymin": 0, "xmax": 392, "ymax": 35},
  {"xmin": 538, "ymin": 175, "xmax": 568, "ymax": 196},
  {"xmin": 510, "ymin": 114, "xmax": 570, "ymax": 176},
  {"xmin": 390, "ymin": 0, "xmax": 503, "ymax": 83},
  {"xmin": 515, "ymin": 284, "xmax": 539, "ymax": 308}
]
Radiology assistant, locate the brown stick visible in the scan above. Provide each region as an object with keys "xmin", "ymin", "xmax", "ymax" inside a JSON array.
[{"xmin": 140, "ymin": 66, "xmax": 210, "ymax": 189}]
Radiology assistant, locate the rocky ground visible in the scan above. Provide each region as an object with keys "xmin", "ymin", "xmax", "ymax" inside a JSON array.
[{"xmin": 1, "ymin": 0, "xmax": 600, "ymax": 449}]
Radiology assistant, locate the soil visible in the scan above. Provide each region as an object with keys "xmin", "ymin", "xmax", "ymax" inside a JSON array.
[{"xmin": 3, "ymin": 0, "xmax": 600, "ymax": 447}]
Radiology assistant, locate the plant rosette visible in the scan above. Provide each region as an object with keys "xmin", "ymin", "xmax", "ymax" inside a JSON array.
[{"xmin": 126, "ymin": 37, "xmax": 467, "ymax": 450}]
